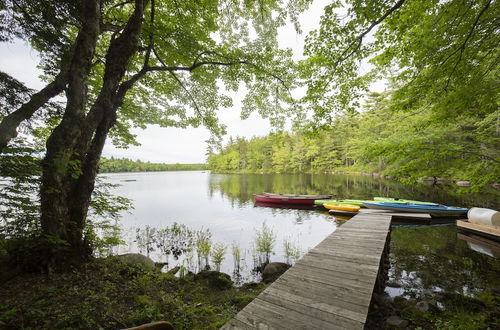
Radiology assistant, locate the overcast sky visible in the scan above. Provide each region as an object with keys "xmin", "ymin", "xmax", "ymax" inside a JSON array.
[{"xmin": 1, "ymin": 0, "xmax": 384, "ymax": 164}]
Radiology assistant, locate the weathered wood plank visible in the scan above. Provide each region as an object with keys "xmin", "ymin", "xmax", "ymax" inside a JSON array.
[
  {"xmin": 271, "ymin": 276, "xmax": 371, "ymax": 310},
  {"xmin": 289, "ymin": 263, "xmax": 374, "ymax": 287},
  {"xmin": 220, "ymin": 212, "xmax": 393, "ymax": 329},
  {"xmin": 259, "ymin": 288, "xmax": 365, "ymax": 328}
]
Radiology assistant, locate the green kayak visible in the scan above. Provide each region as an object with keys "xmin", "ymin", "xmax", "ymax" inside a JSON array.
[
  {"xmin": 314, "ymin": 199, "xmax": 371, "ymax": 207},
  {"xmin": 373, "ymin": 197, "xmax": 438, "ymax": 205}
]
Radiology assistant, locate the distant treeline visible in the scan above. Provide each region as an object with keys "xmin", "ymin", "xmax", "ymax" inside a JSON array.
[
  {"xmin": 207, "ymin": 92, "xmax": 499, "ymax": 187},
  {"xmin": 100, "ymin": 157, "xmax": 207, "ymax": 173}
]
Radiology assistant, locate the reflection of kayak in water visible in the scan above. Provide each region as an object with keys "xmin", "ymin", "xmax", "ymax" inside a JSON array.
[
  {"xmin": 323, "ymin": 203, "xmax": 360, "ymax": 213},
  {"xmin": 458, "ymin": 232, "xmax": 500, "ymax": 258},
  {"xmin": 328, "ymin": 209, "xmax": 359, "ymax": 217},
  {"xmin": 253, "ymin": 201, "xmax": 317, "ymax": 211},
  {"xmin": 319, "ymin": 210, "xmax": 354, "ymax": 221},
  {"xmin": 332, "ymin": 215, "xmax": 352, "ymax": 221},
  {"xmin": 254, "ymin": 194, "xmax": 316, "ymax": 205}
]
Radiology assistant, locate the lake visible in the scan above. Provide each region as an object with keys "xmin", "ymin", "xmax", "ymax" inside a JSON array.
[{"xmin": 103, "ymin": 171, "xmax": 500, "ymax": 296}]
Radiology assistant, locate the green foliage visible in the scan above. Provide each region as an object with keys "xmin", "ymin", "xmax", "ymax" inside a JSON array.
[
  {"xmin": 208, "ymin": 90, "xmax": 499, "ymax": 188},
  {"xmin": 254, "ymin": 223, "xmax": 276, "ymax": 264},
  {"xmin": 210, "ymin": 243, "xmax": 227, "ymax": 272},
  {"xmin": 282, "ymin": 236, "xmax": 301, "ymax": 264},
  {"xmin": 0, "ymin": 258, "xmax": 268, "ymax": 329},
  {"xmin": 100, "ymin": 157, "xmax": 207, "ymax": 173},
  {"xmin": 0, "ymin": 149, "xmax": 130, "ymax": 266},
  {"xmin": 135, "ymin": 225, "xmax": 157, "ymax": 258},
  {"xmin": 156, "ymin": 222, "xmax": 195, "ymax": 263},
  {"xmin": 231, "ymin": 243, "xmax": 241, "ymax": 271},
  {"xmin": 196, "ymin": 228, "xmax": 212, "ymax": 270}
]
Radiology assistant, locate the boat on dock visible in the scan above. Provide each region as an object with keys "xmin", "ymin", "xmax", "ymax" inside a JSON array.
[
  {"xmin": 314, "ymin": 199, "xmax": 371, "ymax": 207},
  {"xmin": 323, "ymin": 203, "xmax": 360, "ymax": 213},
  {"xmin": 263, "ymin": 192, "xmax": 333, "ymax": 199},
  {"xmin": 253, "ymin": 194, "xmax": 316, "ymax": 205},
  {"xmin": 363, "ymin": 202, "xmax": 468, "ymax": 216}
]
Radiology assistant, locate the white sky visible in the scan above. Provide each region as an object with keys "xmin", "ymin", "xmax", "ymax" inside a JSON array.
[{"xmin": 0, "ymin": 0, "xmax": 384, "ymax": 163}]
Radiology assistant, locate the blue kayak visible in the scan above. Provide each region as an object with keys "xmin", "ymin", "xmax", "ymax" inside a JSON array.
[{"xmin": 363, "ymin": 202, "xmax": 468, "ymax": 215}]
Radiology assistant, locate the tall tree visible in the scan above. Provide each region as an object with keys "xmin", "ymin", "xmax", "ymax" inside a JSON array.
[{"xmin": 1, "ymin": 0, "xmax": 307, "ymax": 268}]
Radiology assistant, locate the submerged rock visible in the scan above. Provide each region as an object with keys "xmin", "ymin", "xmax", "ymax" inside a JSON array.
[
  {"xmin": 116, "ymin": 253, "xmax": 155, "ymax": 269},
  {"xmin": 385, "ymin": 315, "xmax": 408, "ymax": 328},
  {"xmin": 194, "ymin": 270, "xmax": 233, "ymax": 290},
  {"xmin": 262, "ymin": 262, "xmax": 290, "ymax": 283}
]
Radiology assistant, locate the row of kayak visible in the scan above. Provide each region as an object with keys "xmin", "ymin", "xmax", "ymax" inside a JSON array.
[{"xmin": 252, "ymin": 193, "xmax": 469, "ymax": 216}]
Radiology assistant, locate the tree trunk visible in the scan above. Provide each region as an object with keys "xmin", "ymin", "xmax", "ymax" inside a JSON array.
[
  {"xmin": 39, "ymin": 0, "xmax": 148, "ymax": 268},
  {"xmin": 40, "ymin": 0, "xmax": 101, "ymax": 266}
]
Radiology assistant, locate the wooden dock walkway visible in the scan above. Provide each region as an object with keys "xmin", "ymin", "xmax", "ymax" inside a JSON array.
[{"xmin": 221, "ymin": 210, "xmax": 397, "ymax": 330}]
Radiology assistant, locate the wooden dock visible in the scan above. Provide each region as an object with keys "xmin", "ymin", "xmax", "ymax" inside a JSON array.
[{"xmin": 221, "ymin": 210, "xmax": 396, "ymax": 330}]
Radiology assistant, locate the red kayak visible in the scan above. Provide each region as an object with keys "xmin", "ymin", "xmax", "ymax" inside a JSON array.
[
  {"xmin": 253, "ymin": 194, "xmax": 316, "ymax": 205},
  {"xmin": 262, "ymin": 192, "xmax": 333, "ymax": 200}
]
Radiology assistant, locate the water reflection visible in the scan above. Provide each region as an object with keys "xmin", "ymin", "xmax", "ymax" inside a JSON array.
[
  {"xmin": 208, "ymin": 172, "xmax": 500, "ymax": 209},
  {"xmin": 388, "ymin": 225, "xmax": 500, "ymax": 298},
  {"xmin": 105, "ymin": 171, "xmax": 341, "ymax": 282},
  {"xmin": 457, "ymin": 232, "xmax": 500, "ymax": 258},
  {"xmin": 105, "ymin": 171, "xmax": 499, "ymax": 289}
]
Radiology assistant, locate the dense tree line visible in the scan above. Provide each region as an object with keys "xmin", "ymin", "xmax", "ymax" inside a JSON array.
[
  {"xmin": 99, "ymin": 157, "xmax": 206, "ymax": 173},
  {"xmin": 208, "ymin": 91, "xmax": 499, "ymax": 187}
]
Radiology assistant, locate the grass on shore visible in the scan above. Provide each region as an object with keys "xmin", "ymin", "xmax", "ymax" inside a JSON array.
[{"xmin": 0, "ymin": 257, "xmax": 266, "ymax": 329}]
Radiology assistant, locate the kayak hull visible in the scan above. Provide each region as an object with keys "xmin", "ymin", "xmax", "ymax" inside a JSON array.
[
  {"xmin": 315, "ymin": 199, "xmax": 371, "ymax": 207},
  {"xmin": 263, "ymin": 192, "xmax": 333, "ymax": 200},
  {"xmin": 253, "ymin": 194, "xmax": 315, "ymax": 205},
  {"xmin": 323, "ymin": 203, "xmax": 361, "ymax": 213},
  {"xmin": 364, "ymin": 202, "xmax": 468, "ymax": 215},
  {"xmin": 373, "ymin": 197, "xmax": 438, "ymax": 205}
]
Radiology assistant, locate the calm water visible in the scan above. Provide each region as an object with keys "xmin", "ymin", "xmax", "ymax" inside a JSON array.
[{"xmin": 103, "ymin": 171, "xmax": 500, "ymax": 290}]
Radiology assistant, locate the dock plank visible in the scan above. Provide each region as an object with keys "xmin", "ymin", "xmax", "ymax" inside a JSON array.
[{"xmin": 221, "ymin": 210, "xmax": 393, "ymax": 330}]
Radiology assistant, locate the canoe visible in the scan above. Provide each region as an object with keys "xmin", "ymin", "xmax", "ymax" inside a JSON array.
[
  {"xmin": 373, "ymin": 197, "xmax": 438, "ymax": 205},
  {"xmin": 315, "ymin": 199, "xmax": 371, "ymax": 207},
  {"xmin": 253, "ymin": 194, "xmax": 316, "ymax": 205},
  {"xmin": 263, "ymin": 192, "xmax": 333, "ymax": 200},
  {"xmin": 323, "ymin": 203, "xmax": 360, "ymax": 213},
  {"xmin": 363, "ymin": 202, "xmax": 468, "ymax": 215}
]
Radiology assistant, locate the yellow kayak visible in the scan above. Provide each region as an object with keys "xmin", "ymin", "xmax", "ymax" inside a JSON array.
[{"xmin": 323, "ymin": 203, "xmax": 360, "ymax": 213}]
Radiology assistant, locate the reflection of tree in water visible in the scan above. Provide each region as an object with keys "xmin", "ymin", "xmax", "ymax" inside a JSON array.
[
  {"xmin": 207, "ymin": 173, "xmax": 498, "ymax": 209},
  {"xmin": 389, "ymin": 225, "xmax": 500, "ymax": 298}
]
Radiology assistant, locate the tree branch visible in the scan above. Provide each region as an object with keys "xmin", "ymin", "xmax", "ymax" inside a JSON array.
[
  {"xmin": 443, "ymin": 0, "xmax": 493, "ymax": 91},
  {"xmin": 332, "ymin": 0, "xmax": 407, "ymax": 70},
  {"xmin": 0, "ymin": 69, "xmax": 68, "ymax": 152}
]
